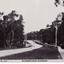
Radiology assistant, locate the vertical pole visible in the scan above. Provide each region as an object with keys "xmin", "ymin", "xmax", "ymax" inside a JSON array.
[{"xmin": 55, "ymin": 26, "xmax": 58, "ymax": 47}]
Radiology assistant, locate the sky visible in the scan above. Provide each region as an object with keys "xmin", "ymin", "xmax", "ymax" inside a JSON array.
[{"xmin": 0, "ymin": 0, "xmax": 64, "ymax": 33}]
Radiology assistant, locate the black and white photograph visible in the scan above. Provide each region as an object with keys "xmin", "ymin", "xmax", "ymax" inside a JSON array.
[{"xmin": 0, "ymin": 0, "xmax": 64, "ymax": 62}]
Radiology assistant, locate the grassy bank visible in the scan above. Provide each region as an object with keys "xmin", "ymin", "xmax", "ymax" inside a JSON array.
[{"xmin": 0, "ymin": 46, "xmax": 61, "ymax": 59}]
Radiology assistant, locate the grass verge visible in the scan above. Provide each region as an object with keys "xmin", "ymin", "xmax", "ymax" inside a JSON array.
[{"xmin": 0, "ymin": 46, "xmax": 61, "ymax": 59}]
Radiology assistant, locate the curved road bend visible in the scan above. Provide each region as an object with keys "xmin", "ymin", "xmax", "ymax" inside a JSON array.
[{"xmin": 0, "ymin": 40, "xmax": 42, "ymax": 57}]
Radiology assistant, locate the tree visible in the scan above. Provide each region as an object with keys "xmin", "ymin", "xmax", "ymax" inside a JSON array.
[
  {"xmin": 52, "ymin": 13, "xmax": 62, "ymax": 47},
  {"xmin": 0, "ymin": 12, "xmax": 6, "ymax": 47},
  {"xmin": 0, "ymin": 11, "xmax": 24, "ymax": 48},
  {"xmin": 7, "ymin": 11, "xmax": 24, "ymax": 48},
  {"xmin": 55, "ymin": 0, "xmax": 64, "ymax": 7},
  {"xmin": 58, "ymin": 12, "xmax": 64, "ymax": 47},
  {"xmin": 14, "ymin": 15, "xmax": 24, "ymax": 46}
]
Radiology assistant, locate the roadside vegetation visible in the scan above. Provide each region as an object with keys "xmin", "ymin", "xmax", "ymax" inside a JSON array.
[
  {"xmin": 0, "ymin": 46, "xmax": 61, "ymax": 59},
  {"xmin": 0, "ymin": 11, "xmax": 24, "ymax": 48},
  {"xmin": 26, "ymin": 12, "xmax": 64, "ymax": 48}
]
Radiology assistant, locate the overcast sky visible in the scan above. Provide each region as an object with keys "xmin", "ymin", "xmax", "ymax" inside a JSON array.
[{"xmin": 0, "ymin": 0, "xmax": 64, "ymax": 33}]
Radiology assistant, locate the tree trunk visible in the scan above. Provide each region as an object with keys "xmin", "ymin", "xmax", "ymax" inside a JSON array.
[
  {"xmin": 11, "ymin": 30, "xmax": 14, "ymax": 46},
  {"xmin": 6, "ymin": 30, "xmax": 14, "ymax": 48},
  {"xmin": 55, "ymin": 26, "xmax": 58, "ymax": 47}
]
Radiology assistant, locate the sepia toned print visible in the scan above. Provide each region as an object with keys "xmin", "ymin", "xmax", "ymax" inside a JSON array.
[{"xmin": 0, "ymin": 0, "xmax": 64, "ymax": 62}]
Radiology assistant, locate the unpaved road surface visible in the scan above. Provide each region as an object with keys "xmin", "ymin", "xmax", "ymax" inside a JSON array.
[{"xmin": 0, "ymin": 40, "xmax": 42, "ymax": 57}]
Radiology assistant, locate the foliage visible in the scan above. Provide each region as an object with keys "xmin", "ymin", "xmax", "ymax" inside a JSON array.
[
  {"xmin": 26, "ymin": 12, "xmax": 64, "ymax": 45},
  {"xmin": 0, "ymin": 11, "xmax": 24, "ymax": 48},
  {"xmin": 55, "ymin": 0, "xmax": 64, "ymax": 7}
]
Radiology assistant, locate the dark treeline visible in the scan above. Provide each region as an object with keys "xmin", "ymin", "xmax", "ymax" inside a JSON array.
[
  {"xmin": 0, "ymin": 10, "xmax": 24, "ymax": 48},
  {"xmin": 26, "ymin": 12, "xmax": 64, "ymax": 45},
  {"xmin": 26, "ymin": 25, "xmax": 55, "ymax": 44}
]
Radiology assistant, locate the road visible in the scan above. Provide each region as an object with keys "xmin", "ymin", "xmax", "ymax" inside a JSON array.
[
  {"xmin": 58, "ymin": 46, "xmax": 64, "ymax": 59},
  {"xmin": 0, "ymin": 40, "xmax": 42, "ymax": 57}
]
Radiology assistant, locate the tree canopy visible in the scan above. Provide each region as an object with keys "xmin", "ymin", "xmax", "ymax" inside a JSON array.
[{"xmin": 0, "ymin": 11, "xmax": 24, "ymax": 48}]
